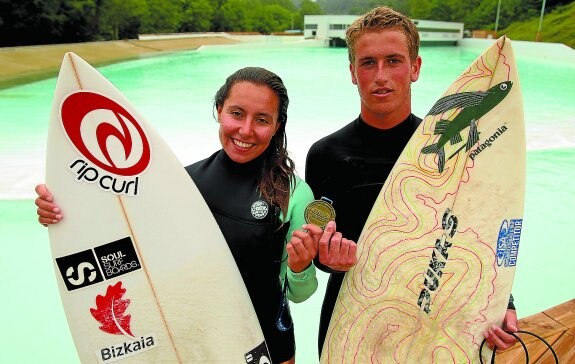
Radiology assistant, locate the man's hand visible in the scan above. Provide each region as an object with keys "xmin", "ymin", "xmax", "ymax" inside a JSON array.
[
  {"xmin": 483, "ymin": 309, "xmax": 519, "ymax": 351},
  {"xmin": 306, "ymin": 221, "xmax": 357, "ymax": 272}
]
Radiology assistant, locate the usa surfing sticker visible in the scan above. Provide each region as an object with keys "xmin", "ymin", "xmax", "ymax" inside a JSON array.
[
  {"xmin": 496, "ymin": 219, "xmax": 522, "ymax": 267},
  {"xmin": 60, "ymin": 91, "xmax": 151, "ymax": 196}
]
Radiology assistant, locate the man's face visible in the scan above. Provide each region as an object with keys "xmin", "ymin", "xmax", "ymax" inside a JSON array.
[{"xmin": 350, "ymin": 29, "xmax": 421, "ymax": 128}]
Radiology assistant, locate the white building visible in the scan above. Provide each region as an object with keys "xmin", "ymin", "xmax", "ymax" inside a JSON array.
[{"xmin": 304, "ymin": 15, "xmax": 464, "ymax": 46}]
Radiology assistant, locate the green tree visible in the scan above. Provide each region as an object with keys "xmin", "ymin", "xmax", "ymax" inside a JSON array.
[
  {"xmin": 99, "ymin": 0, "xmax": 147, "ymax": 39},
  {"xmin": 407, "ymin": 0, "xmax": 433, "ymax": 19},
  {"xmin": 260, "ymin": 0, "xmax": 296, "ymax": 11},
  {"xmin": 0, "ymin": 0, "xmax": 98, "ymax": 45},
  {"xmin": 180, "ymin": 0, "xmax": 215, "ymax": 32},
  {"xmin": 140, "ymin": 0, "xmax": 182, "ymax": 34},
  {"xmin": 252, "ymin": 4, "xmax": 292, "ymax": 33},
  {"xmin": 218, "ymin": 0, "xmax": 252, "ymax": 31},
  {"xmin": 295, "ymin": 0, "xmax": 323, "ymax": 30}
]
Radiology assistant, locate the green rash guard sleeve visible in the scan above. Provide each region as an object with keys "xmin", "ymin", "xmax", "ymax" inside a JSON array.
[{"xmin": 279, "ymin": 176, "xmax": 318, "ymax": 303}]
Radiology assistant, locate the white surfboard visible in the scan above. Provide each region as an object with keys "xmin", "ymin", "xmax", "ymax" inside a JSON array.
[
  {"xmin": 45, "ymin": 52, "xmax": 270, "ymax": 363},
  {"xmin": 321, "ymin": 37, "xmax": 525, "ymax": 363}
]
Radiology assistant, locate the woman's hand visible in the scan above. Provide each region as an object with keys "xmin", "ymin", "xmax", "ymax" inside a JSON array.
[
  {"xmin": 286, "ymin": 228, "xmax": 319, "ymax": 273},
  {"xmin": 34, "ymin": 184, "xmax": 62, "ymax": 226}
]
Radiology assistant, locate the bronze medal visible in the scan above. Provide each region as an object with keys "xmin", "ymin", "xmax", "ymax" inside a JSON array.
[{"xmin": 304, "ymin": 197, "xmax": 336, "ymax": 229}]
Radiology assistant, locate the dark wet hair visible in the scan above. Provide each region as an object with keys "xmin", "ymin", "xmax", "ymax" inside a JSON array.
[{"xmin": 214, "ymin": 67, "xmax": 295, "ymax": 216}]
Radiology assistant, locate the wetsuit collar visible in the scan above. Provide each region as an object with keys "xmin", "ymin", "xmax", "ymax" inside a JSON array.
[
  {"xmin": 217, "ymin": 149, "xmax": 266, "ymax": 174},
  {"xmin": 355, "ymin": 114, "xmax": 418, "ymax": 143}
]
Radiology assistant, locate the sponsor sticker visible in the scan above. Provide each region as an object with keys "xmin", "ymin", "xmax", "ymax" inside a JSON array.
[
  {"xmin": 496, "ymin": 219, "xmax": 522, "ymax": 267},
  {"xmin": 90, "ymin": 282, "xmax": 158, "ymax": 363},
  {"xmin": 251, "ymin": 200, "xmax": 269, "ymax": 220},
  {"xmin": 94, "ymin": 237, "xmax": 141, "ymax": 280},
  {"xmin": 60, "ymin": 91, "xmax": 151, "ymax": 195},
  {"xmin": 245, "ymin": 341, "xmax": 271, "ymax": 364},
  {"xmin": 55, "ymin": 237, "xmax": 141, "ymax": 291},
  {"xmin": 55, "ymin": 249, "xmax": 104, "ymax": 291},
  {"xmin": 97, "ymin": 335, "xmax": 157, "ymax": 364}
]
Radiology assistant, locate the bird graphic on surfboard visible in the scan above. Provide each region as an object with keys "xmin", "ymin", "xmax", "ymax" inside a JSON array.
[{"xmin": 421, "ymin": 81, "xmax": 512, "ymax": 172}]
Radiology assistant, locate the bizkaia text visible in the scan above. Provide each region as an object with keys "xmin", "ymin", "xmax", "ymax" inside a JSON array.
[
  {"xmin": 99, "ymin": 335, "xmax": 156, "ymax": 363},
  {"xmin": 69, "ymin": 159, "xmax": 139, "ymax": 196}
]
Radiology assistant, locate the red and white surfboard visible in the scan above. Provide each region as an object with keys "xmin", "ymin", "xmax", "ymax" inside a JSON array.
[{"xmin": 46, "ymin": 52, "xmax": 270, "ymax": 364}]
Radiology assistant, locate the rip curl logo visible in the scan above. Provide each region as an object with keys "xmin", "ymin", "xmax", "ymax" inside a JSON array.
[
  {"xmin": 60, "ymin": 91, "xmax": 151, "ymax": 195},
  {"xmin": 251, "ymin": 200, "xmax": 269, "ymax": 219},
  {"xmin": 91, "ymin": 282, "xmax": 157, "ymax": 363}
]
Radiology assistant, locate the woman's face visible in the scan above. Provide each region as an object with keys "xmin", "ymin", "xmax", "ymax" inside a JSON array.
[{"xmin": 217, "ymin": 81, "xmax": 280, "ymax": 164}]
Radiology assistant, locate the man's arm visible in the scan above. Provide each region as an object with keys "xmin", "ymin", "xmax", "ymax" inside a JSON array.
[{"xmin": 483, "ymin": 295, "xmax": 519, "ymax": 351}]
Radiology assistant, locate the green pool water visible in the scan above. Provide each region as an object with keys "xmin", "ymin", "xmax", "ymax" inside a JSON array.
[{"xmin": 1, "ymin": 41, "xmax": 574, "ymax": 363}]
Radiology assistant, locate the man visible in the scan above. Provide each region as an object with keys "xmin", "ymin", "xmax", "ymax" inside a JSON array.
[{"xmin": 304, "ymin": 6, "xmax": 519, "ymax": 359}]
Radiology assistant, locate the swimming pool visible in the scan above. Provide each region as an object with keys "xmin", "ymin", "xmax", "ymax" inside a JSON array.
[{"xmin": 1, "ymin": 40, "xmax": 574, "ymax": 363}]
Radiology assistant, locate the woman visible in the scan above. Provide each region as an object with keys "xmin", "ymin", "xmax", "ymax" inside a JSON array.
[{"xmin": 36, "ymin": 67, "xmax": 319, "ymax": 363}]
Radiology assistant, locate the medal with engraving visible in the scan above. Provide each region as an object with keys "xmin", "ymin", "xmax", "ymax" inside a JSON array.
[{"xmin": 304, "ymin": 197, "xmax": 336, "ymax": 229}]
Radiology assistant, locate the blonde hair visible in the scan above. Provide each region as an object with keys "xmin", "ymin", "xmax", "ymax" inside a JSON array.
[{"xmin": 345, "ymin": 6, "xmax": 420, "ymax": 64}]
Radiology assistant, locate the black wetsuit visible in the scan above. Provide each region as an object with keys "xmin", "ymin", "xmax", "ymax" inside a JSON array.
[
  {"xmin": 305, "ymin": 114, "xmax": 422, "ymax": 356},
  {"xmin": 186, "ymin": 150, "xmax": 316, "ymax": 363}
]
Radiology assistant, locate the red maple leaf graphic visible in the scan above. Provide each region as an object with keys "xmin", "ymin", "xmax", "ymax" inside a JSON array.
[{"xmin": 90, "ymin": 281, "xmax": 134, "ymax": 337}]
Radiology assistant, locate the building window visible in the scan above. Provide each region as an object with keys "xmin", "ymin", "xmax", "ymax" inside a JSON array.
[
  {"xmin": 329, "ymin": 24, "xmax": 347, "ymax": 30},
  {"xmin": 305, "ymin": 24, "xmax": 318, "ymax": 30}
]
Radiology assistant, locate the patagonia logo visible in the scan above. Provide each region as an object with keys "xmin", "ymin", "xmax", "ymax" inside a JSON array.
[
  {"xmin": 470, "ymin": 125, "xmax": 508, "ymax": 161},
  {"xmin": 421, "ymin": 82, "xmax": 512, "ymax": 173}
]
